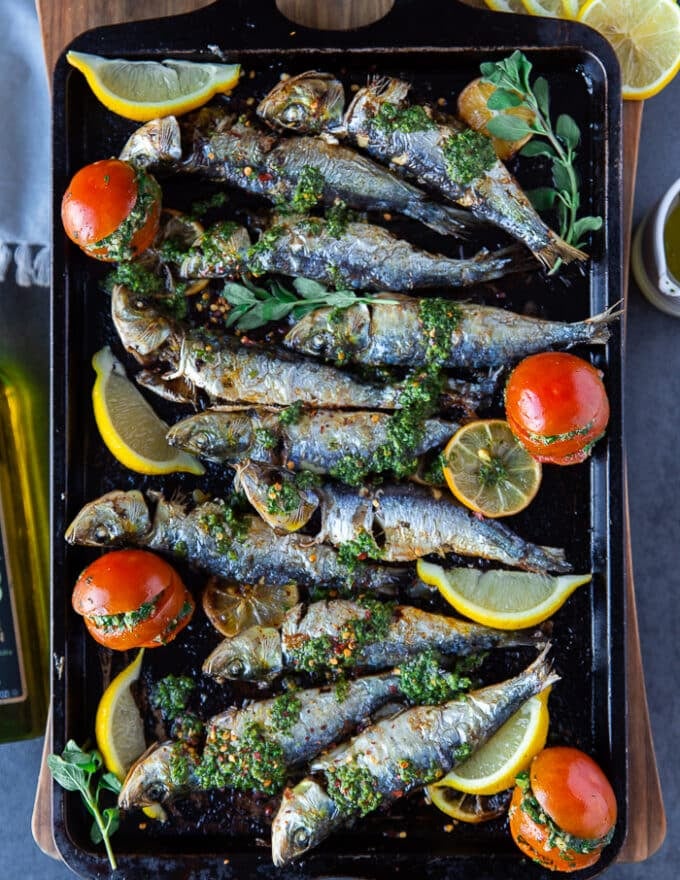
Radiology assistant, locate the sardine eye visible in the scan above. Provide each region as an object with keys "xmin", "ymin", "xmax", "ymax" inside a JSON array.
[
  {"xmin": 146, "ymin": 782, "xmax": 166, "ymax": 802},
  {"xmin": 281, "ymin": 103, "xmax": 307, "ymax": 126},
  {"xmin": 292, "ymin": 826, "xmax": 311, "ymax": 849},
  {"xmin": 94, "ymin": 525, "xmax": 111, "ymax": 543},
  {"xmin": 310, "ymin": 333, "xmax": 326, "ymax": 354},
  {"xmin": 192, "ymin": 431, "xmax": 211, "ymax": 450},
  {"xmin": 228, "ymin": 659, "xmax": 245, "ymax": 677}
]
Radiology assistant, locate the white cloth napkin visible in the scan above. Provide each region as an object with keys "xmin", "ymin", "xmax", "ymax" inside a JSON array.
[{"xmin": 0, "ymin": 0, "xmax": 51, "ymax": 286}]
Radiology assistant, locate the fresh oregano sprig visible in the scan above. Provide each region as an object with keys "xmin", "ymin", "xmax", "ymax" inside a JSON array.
[
  {"xmin": 480, "ymin": 50, "xmax": 602, "ymax": 272},
  {"xmin": 47, "ymin": 740, "xmax": 121, "ymax": 870},
  {"xmin": 222, "ymin": 276, "xmax": 398, "ymax": 332}
]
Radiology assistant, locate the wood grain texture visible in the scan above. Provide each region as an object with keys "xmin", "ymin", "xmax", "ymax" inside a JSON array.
[{"xmin": 32, "ymin": 0, "xmax": 664, "ymax": 865}]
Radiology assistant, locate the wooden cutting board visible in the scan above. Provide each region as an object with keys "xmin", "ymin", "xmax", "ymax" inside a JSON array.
[{"xmin": 32, "ymin": 0, "xmax": 665, "ymax": 866}]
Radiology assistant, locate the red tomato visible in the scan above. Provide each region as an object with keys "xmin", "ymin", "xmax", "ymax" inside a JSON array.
[
  {"xmin": 72, "ymin": 549, "xmax": 194, "ymax": 650},
  {"xmin": 61, "ymin": 158, "xmax": 161, "ymax": 261},
  {"xmin": 508, "ymin": 746, "xmax": 617, "ymax": 872},
  {"xmin": 504, "ymin": 352, "xmax": 610, "ymax": 465}
]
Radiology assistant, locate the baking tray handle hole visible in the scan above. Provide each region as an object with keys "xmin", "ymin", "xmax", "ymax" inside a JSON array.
[{"xmin": 276, "ymin": 0, "xmax": 396, "ymax": 31}]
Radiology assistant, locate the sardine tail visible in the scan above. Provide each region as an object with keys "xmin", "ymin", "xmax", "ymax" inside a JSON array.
[
  {"xmin": 524, "ymin": 544, "xmax": 572, "ymax": 574},
  {"xmin": 583, "ymin": 302, "xmax": 623, "ymax": 344},
  {"xmin": 525, "ymin": 641, "xmax": 561, "ymax": 694},
  {"xmin": 536, "ymin": 234, "xmax": 588, "ymax": 269}
]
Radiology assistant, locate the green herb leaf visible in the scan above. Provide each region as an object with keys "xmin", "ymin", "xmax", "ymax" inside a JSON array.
[
  {"xmin": 486, "ymin": 87, "xmax": 523, "ymax": 110},
  {"xmin": 486, "ymin": 114, "xmax": 534, "ymax": 141},
  {"xmin": 222, "ymin": 282, "xmax": 258, "ymax": 306},
  {"xmin": 556, "ymin": 113, "xmax": 581, "ymax": 151},
  {"xmin": 46, "ymin": 754, "xmax": 87, "ymax": 792},
  {"xmin": 551, "ymin": 159, "xmax": 573, "ymax": 194},
  {"xmin": 520, "ymin": 140, "xmax": 556, "ymax": 159},
  {"xmin": 526, "ymin": 187, "xmax": 558, "ymax": 211},
  {"xmin": 572, "ymin": 215, "xmax": 603, "ymax": 243},
  {"xmin": 293, "ymin": 277, "xmax": 330, "ymax": 299},
  {"xmin": 533, "ymin": 76, "xmax": 550, "ymax": 118}
]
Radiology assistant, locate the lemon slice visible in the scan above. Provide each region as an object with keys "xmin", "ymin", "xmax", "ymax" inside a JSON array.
[
  {"xmin": 521, "ymin": 0, "xmax": 572, "ymax": 16},
  {"xmin": 67, "ymin": 51, "xmax": 241, "ymax": 121},
  {"xmin": 202, "ymin": 578, "xmax": 300, "ymax": 638},
  {"xmin": 92, "ymin": 346, "xmax": 205, "ymax": 476},
  {"xmin": 483, "ymin": 0, "xmax": 526, "ymax": 12},
  {"xmin": 417, "ymin": 560, "xmax": 592, "ymax": 629},
  {"xmin": 428, "ymin": 785, "xmax": 512, "ymax": 823},
  {"xmin": 578, "ymin": 0, "xmax": 680, "ymax": 99},
  {"xmin": 429, "ymin": 691, "xmax": 550, "ymax": 796},
  {"xmin": 443, "ymin": 420, "xmax": 542, "ymax": 518},
  {"xmin": 95, "ymin": 649, "xmax": 147, "ymax": 780}
]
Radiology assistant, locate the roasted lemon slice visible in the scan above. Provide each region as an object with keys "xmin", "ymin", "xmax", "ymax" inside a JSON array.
[
  {"xmin": 95, "ymin": 649, "xmax": 147, "ymax": 781},
  {"xmin": 417, "ymin": 560, "xmax": 592, "ymax": 629},
  {"xmin": 428, "ymin": 786, "xmax": 512, "ymax": 823},
  {"xmin": 67, "ymin": 51, "xmax": 241, "ymax": 121},
  {"xmin": 442, "ymin": 419, "xmax": 541, "ymax": 518},
  {"xmin": 92, "ymin": 346, "xmax": 204, "ymax": 476},
  {"xmin": 429, "ymin": 691, "xmax": 550, "ymax": 796},
  {"xmin": 203, "ymin": 578, "xmax": 300, "ymax": 638}
]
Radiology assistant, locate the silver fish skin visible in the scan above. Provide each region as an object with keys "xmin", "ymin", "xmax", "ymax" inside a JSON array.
[
  {"xmin": 64, "ymin": 490, "xmax": 410, "ymax": 595},
  {"xmin": 120, "ymin": 112, "xmax": 474, "ymax": 238},
  {"xmin": 176, "ymin": 217, "xmax": 534, "ymax": 291},
  {"xmin": 315, "ymin": 482, "xmax": 571, "ymax": 572},
  {"xmin": 111, "ymin": 285, "xmax": 403, "ymax": 410},
  {"xmin": 202, "ymin": 598, "xmax": 546, "ymax": 684},
  {"xmin": 284, "ymin": 295, "xmax": 613, "ymax": 369},
  {"xmin": 272, "ymin": 645, "xmax": 559, "ymax": 865},
  {"xmin": 167, "ymin": 406, "xmax": 459, "ymax": 474},
  {"xmin": 119, "ymin": 670, "xmax": 403, "ymax": 809},
  {"xmin": 257, "ymin": 71, "xmax": 586, "ymax": 270}
]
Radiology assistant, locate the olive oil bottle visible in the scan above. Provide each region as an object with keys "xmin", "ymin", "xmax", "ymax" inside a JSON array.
[{"xmin": 0, "ymin": 363, "xmax": 49, "ymax": 741}]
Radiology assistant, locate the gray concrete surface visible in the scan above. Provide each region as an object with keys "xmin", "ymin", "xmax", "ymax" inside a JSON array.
[{"xmin": 0, "ymin": 49, "xmax": 677, "ymax": 880}]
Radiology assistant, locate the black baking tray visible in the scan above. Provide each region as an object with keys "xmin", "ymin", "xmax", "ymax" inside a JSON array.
[{"xmin": 50, "ymin": 1, "xmax": 626, "ymax": 877}]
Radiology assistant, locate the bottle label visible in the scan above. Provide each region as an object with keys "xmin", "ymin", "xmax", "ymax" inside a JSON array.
[{"xmin": 0, "ymin": 522, "xmax": 26, "ymax": 704}]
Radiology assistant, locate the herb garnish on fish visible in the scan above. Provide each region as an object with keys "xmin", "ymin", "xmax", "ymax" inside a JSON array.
[
  {"xmin": 222, "ymin": 276, "xmax": 399, "ymax": 332},
  {"xmin": 480, "ymin": 50, "xmax": 603, "ymax": 271}
]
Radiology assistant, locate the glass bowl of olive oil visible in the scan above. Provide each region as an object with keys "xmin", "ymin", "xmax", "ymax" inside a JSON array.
[{"xmin": 632, "ymin": 176, "xmax": 680, "ymax": 316}]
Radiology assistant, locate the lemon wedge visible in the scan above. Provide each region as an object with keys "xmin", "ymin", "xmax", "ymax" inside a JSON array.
[
  {"xmin": 95, "ymin": 649, "xmax": 147, "ymax": 781},
  {"xmin": 202, "ymin": 578, "xmax": 300, "ymax": 638},
  {"xmin": 442, "ymin": 420, "xmax": 542, "ymax": 518},
  {"xmin": 417, "ymin": 560, "xmax": 592, "ymax": 629},
  {"xmin": 578, "ymin": 0, "xmax": 680, "ymax": 99},
  {"xmin": 95, "ymin": 649, "xmax": 166, "ymax": 821},
  {"xmin": 428, "ymin": 691, "xmax": 550, "ymax": 796},
  {"xmin": 428, "ymin": 786, "xmax": 512, "ymax": 823},
  {"xmin": 67, "ymin": 51, "xmax": 241, "ymax": 121},
  {"xmin": 521, "ymin": 0, "xmax": 577, "ymax": 16},
  {"xmin": 483, "ymin": 0, "xmax": 526, "ymax": 12},
  {"xmin": 92, "ymin": 346, "xmax": 204, "ymax": 476}
]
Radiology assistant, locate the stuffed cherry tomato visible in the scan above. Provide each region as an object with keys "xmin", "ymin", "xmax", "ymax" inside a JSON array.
[
  {"xmin": 61, "ymin": 158, "xmax": 161, "ymax": 261},
  {"xmin": 504, "ymin": 352, "xmax": 609, "ymax": 465},
  {"xmin": 509, "ymin": 746, "xmax": 617, "ymax": 872},
  {"xmin": 72, "ymin": 549, "xmax": 194, "ymax": 649}
]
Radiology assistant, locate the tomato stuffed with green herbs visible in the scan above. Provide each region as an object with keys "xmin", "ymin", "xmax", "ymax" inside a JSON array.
[
  {"xmin": 72, "ymin": 549, "xmax": 194, "ymax": 649},
  {"xmin": 61, "ymin": 158, "xmax": 161, "ymax": 261},
  {"xmin": 504, "ymin": 352, "xmax": 609, "ymax": 465},
  {"xmin": 508, "ymin": 746, "xmax": 617, "ymax": 872}
]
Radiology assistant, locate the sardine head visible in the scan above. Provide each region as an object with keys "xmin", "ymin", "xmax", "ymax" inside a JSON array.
[
  {"xmin": 64, "ymin": 490, "xmax": 151, "ymax": 546},
  {"xmin": 202, "ymin": 625, "xmax": 283, "ymax": 683},
  {"xmin": 167, "ymin": 411, "xmax": 256, "ymax": 462},
  {"xmin": 271, "ymin": 779, "xmax": 340, "ymax": 866},
  {"xmin": 257, "ymin": 71, "xmax": 346, "ymax": 134},
  {"xmin": 118, "ymin": 742, "xmax": 179, "ymax": 810},
  {"xmin": 119, "ymin": 116, "xmax": 183, "ymax": 168},
  {"xmin": 235, "ymin": 461, "xmax": 319, "ymax": 533},
  {"xmin": 283, "ymin": 303, "xmax": 370, "ymax": 360}
]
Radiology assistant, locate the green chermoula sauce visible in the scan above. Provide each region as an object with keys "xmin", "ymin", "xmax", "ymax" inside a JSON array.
[
  {"xmin": 247, "ymin": 225, "xmax": 285, "ymax": 275},
  {"xmin": 171, "ymin": 711, "xmax": 205, "ymax": 746},
  {"xmin": 418, "ymin": 297, "xmax": 461, "ymax": 366},
  {"xmin": 196, "ymin": 721, "xmax": 287, "ymax": 793},
  {"xmin": 325, "ymin": 762, "xmax": 383, "ymax": 816},
  {"xmin": 151, "ymin": 674, "xmax": 195, "ymax": 720},
  {"xmin": 289, "ymin": 598, "xmax": 396, "ymax": 676},
  {"xmin": 90, "ymin": 595, "xmax": 161, "ymax": 633},
  {"xmin": 278, "ymin": 401, "xmax": 304, "ymax": 426},
  {"xmin": 337, "ymin": 529, "xmax": 384, "ymax": 573},
  {"xmin": 373, "ymin": 102, "xmax": 436, "ymax": 134},
  {"xmin": 91, "ymin": 168, "xmax": 161, "ymax": 261},
  {"xmin": 269, "ymin": 691, "xmax": 302, "ymax": 734},
  {"xmin": 290, "ymin": 166, "xmax": 325, "ymax": 213},
  {"xmin": 266, "ymin": 480, "xmax": 303, "ymax": 516},
  {"xmin": 442, "ymin": 129, "xmax": 497, "ymax": 185},
  {"xmin": 397, "ymin": 650, "xmax": 472, "ymax": 705}
]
